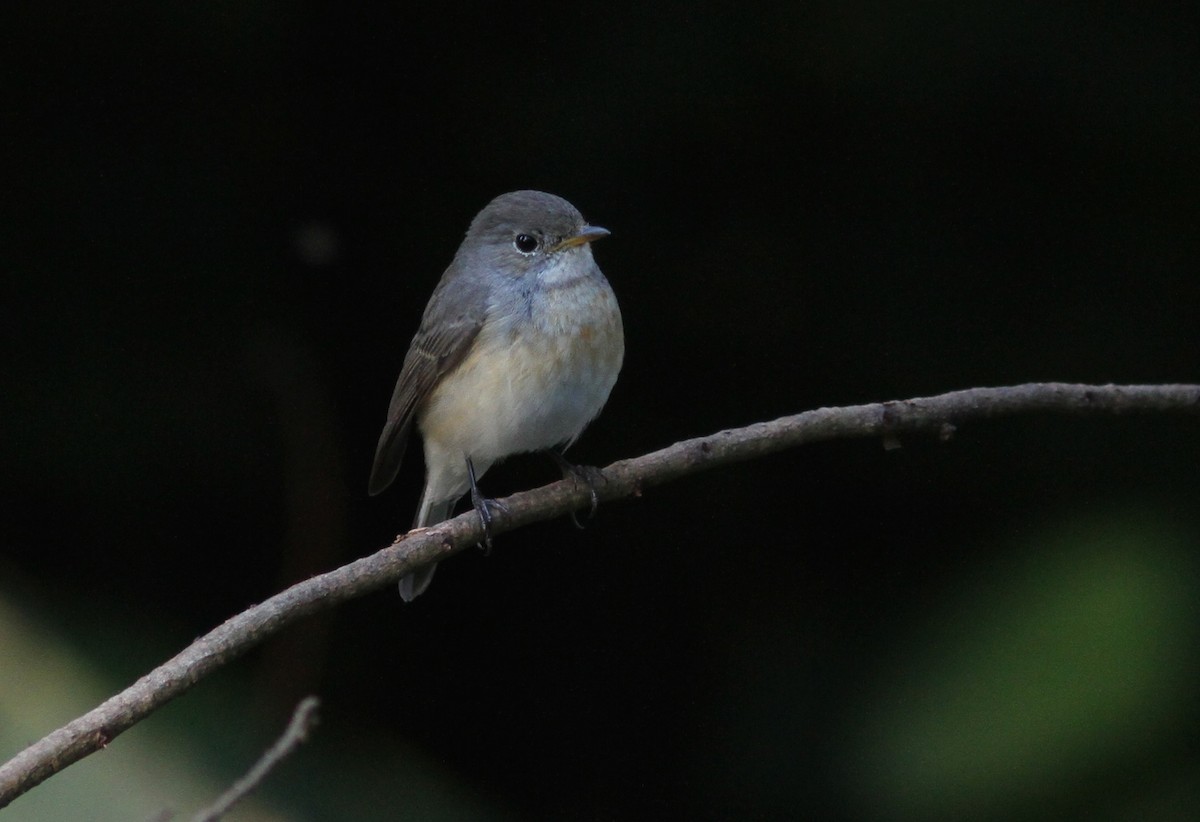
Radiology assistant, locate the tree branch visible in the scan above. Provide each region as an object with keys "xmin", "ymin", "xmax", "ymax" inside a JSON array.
[
  {"xmin": 190, "ymin": 696, "xmax": 320, "ymax": 822},
  {"xmin": 2, "ymin": 383, "xmax": 1197, "ymax": 806}
]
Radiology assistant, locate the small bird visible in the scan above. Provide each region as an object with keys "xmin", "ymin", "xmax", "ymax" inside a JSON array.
[{"xmin": 369, "ymin": 190, "xmax": 624, "ymax": 600}]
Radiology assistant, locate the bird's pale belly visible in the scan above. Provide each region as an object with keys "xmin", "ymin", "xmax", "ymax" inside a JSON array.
[{"xmin": 417, "ymin": 281, "xmax": 623, "ymax": 465}]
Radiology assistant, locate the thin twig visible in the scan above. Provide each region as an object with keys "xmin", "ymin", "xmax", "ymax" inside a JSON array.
[
  {"xmin": 1, "ymin": 383, "xmax": 1197, "ymax": 807},
  {"xmin": 190, "ymin": 696, "xmax": 320, "ymax": 822}
]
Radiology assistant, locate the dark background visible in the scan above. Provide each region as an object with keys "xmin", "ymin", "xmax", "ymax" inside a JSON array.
[{"xmin": 3, "ymin": 2, "xmax": 1199, "ymax": 819}]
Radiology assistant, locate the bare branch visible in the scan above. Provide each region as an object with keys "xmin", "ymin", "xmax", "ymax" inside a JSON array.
[
  {"xmin": 190, "ymin": 696, "xmax": 320, "ymax": 822},
  {"xmin": 1, "ymin": 383, "xmax": 1197, "ymax": 806}
]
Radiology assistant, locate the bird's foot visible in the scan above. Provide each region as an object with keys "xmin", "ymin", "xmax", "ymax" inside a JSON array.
[
  {"xmin": 470, "ymin": 487, "xmax": 508, "ymax": 554},
  {"xmin": 550, "ymin": 452, "xmax": 604, "ymax": 529},
  {"xmin": 466, "ymin": 456, "xmax": 506, "ymax": 553}
]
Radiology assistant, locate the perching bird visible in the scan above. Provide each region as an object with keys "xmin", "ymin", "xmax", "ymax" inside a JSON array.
[{"xmin": 369, "ymin": 190, "xmax": 624, "ymax": 600}]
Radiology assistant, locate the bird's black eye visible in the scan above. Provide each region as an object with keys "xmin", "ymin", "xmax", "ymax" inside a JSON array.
[{"xmin": 514, "ymin": 234, "xmax": 538, "ymax": 254}]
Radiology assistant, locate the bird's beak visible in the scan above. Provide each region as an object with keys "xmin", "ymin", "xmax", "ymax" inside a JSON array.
[{"xmin": 552, "ymin": 225, "xmax": 610, "ymax": 251}]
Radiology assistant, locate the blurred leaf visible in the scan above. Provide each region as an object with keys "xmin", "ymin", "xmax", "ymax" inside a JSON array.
[{"xmin": 844, "ymin": 508, "xmax": 1200, "ymax": 820}]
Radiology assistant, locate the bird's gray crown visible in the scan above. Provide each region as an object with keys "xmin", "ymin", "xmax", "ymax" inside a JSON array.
[{"xmin": 467, "ymin": 190, "xmax": 585, "ymax": 245}]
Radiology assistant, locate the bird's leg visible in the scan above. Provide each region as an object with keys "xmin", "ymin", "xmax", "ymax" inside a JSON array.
[
  {"xmin": 466, "ymin": 456, "xmax": 506, "ymax": 554},
  {"xmin": 550, "ymin": 450, "xmax": 603, "ymax": 529}
]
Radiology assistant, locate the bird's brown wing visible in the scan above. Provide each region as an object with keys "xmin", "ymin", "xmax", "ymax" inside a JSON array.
[{"xmin": 367, "ymin": 277, "xmax": 487, "ymax": 496}]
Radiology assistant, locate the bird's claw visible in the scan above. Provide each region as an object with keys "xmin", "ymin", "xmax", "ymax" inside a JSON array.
[
  {"xmin": 470, "ymin": 490, "xmax": 508, "ymax": 554},
  {"xmin": 551, "ymin": 453, "xmax": 604, "ymax": 529}
]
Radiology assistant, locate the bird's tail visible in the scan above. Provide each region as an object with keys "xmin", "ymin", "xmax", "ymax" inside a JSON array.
[{"xmin": 398, "ymin": 491, "xmax": 457, "ymax": 601}]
